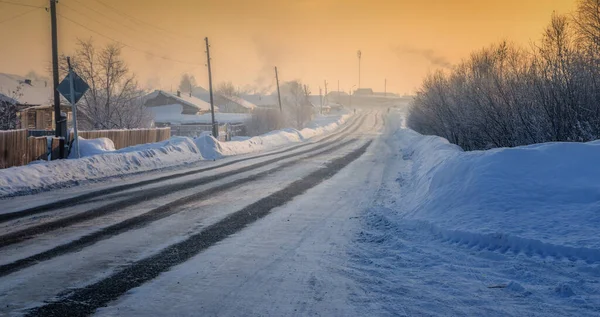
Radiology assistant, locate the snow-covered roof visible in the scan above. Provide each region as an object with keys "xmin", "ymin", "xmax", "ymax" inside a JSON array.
[
  {"xmin": 219, "ymin": 94, "xmax": 256, "ymax": 110},
  {"xmin": 0, "ymin": 73, "xmax": 52, "ymax": 106},
  {"xmin": 241, "ymin": 94, "xmax": 279, "ymax": 107},
  {"xmin": 149, "ymin": 104, "xmax": 250, "ymax": 124},
  {"xmin": 145, "ymin": 90, "xmax": 212, "ymax": 112}
]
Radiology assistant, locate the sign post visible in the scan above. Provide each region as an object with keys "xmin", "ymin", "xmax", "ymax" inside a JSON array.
[
  {"xmin": 67, "ymin": 57, "xmax": 79, "ymax": 158},
  {"xmin": 58, "ymin": 57, "xmax": 89, "ymax": 159}
]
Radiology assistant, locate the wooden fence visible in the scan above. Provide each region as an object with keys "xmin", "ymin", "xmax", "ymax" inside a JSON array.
[
  {"xmin": 72, "ymin": 128, "xmax": 171, "ymax": 149},
  {"xmin": 0, "ymin": 127, "xmax": 171, "ymax": 169},
  {"xmin": 0, "ymin": 130, "xmax": 48, "ymax": 168}
]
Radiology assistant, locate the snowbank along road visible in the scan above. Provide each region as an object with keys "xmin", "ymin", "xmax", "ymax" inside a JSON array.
[{"xmin": 2, "ymin": 107, "xmax": 598, "ymax": 316}]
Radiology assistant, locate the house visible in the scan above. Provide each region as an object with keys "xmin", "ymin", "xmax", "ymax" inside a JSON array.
[
  {"xmin": 215, "ymin": 94, "xmax": 256, "ymax": 113},
  {"xmin": 144, "ymin": 91, "xmax": 251, "ymax": 138},
  {"xmin": 144, "ymin": 90, "xmax": 212, "ymax": 115},
  {"xmin": 241, "ymin": 94, "xmax": 280, "ymax": 110},
  {"xmin": 0, "ymin": 73, "xmax": 73, "ymax": 130},
  {"xmin": 354, "ymin": 88, "xmax": 374, "ymax": 95}
]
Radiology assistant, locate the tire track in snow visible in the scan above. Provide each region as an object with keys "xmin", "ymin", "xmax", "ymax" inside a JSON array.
[
  {"xmin": 0, "ymin": 139, "xmax": 358, "ymax": 278},
  {"xmin": 0, "ymin": 112, "xmax": 366, "ymax": 224},
  {"xmin": 24, "ymin": 141, "xmax": 373, "ymax": 317},
  {"xmin": 0, "ymin": 114, "xmax": 370, "ymax": 248}
]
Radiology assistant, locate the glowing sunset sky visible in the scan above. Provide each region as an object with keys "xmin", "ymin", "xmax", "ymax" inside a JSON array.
[{"xmin": 0, "ymin": 0, "xmax": 576, "ymax": 94}]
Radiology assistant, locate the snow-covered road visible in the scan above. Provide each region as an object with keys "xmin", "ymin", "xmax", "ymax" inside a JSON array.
[{"xmin": 1, "ymin": 108, "xmax": 598, "ymax": 316}]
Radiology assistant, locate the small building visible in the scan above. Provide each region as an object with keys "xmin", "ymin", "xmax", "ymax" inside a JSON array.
[
  {"xmin": 144, "ymin": 90, "xmax": 212, "ymax": 115},
  {"xmin": 215, "ymin": 94, "xmax": 256, "ymax": 113},
  {"xmin": 354, "ymin": 88, "xmax": 374, "ymax": 95},
  {"xmin": 0, "ymin": 73, "xmax": 73, "ymax": 131},
  {"xmin": 18, "ymin": 105, "xmax": 73, "ymax": 131},
  {"xmin": 241, "ymin": 94, "xmax": 280, "ymax": 110}
]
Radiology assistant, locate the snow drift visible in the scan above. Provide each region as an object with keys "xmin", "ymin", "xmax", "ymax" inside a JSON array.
[
  {"xmin": 394, "ymin": 127, "xmax": 600, "ymax": 260},
  {"xmin": 0, "ymin": 111, "xmax": 351, "ymax": 197}
]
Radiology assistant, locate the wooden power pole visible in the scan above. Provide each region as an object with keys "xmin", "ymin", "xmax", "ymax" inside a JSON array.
[
  {"xmin": 50, "ymin": 0, "xmax": 61, "ymax": 138},
  {"xmin": 205, "ymin": 37, "xmax": 217, "ymax": 138},
  {"xmin": 275, "ymin": 66, "xmax": 282, "ymax": 113},
  {"xmin": 384, "ymin": 78, "xmax": 387, "ymax": 97}
]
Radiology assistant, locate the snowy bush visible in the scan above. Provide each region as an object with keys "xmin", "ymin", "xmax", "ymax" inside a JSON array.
[
  {"xmin": 408, "ymin": 1, "xmax": 600, "ymax": 150},
  {"xmin": 246, "ymin": 108, "xmax": 285, "ymax": 136}
]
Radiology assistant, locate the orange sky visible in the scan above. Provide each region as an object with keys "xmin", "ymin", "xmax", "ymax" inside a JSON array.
[{"xmin": 0, "ymin": 0, "xmax": 576, "ymax": 94}]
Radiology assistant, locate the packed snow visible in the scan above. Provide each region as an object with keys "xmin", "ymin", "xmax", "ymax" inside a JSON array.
[
  {"xmin": 0, "ymin": 111, "xmax": 352, "ymax": 197},
  {"xmin": 347, "ymin": 111, "xmax": 600, "ymax": 316}
]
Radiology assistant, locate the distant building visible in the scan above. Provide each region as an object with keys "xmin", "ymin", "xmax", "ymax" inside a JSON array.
[
  {"xmin": 215, "ymin": 94, "xmax": 256, "ymax": 113},
  {"xmin": 241, "ymin": 94, "xmax": 280, "ymax": 110},
  {"xmin": 143, "ymin": 90, "xmax": 212, "ymax": 115},
  {"xmin": 354, "ymin": 88, "xmax": 374, "ymax": 95}
]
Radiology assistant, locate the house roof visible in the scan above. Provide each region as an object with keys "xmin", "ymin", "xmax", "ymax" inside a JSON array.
[
  {"xmin": 0, "ymin": 73, "xmax": 52, "ymax": 106},
  {"xmin": 219, "ymin": 94, "xmax": 256, "ymax": 110},
  {"xmin": 18, "ymin": 104, "xmax": 73, "ymax": 112},
  {"xmin": 149, "ymin": 104, "xmax": 251, "ymax": 124},
  {"xmin": 145, "ymin": 90, "xmax": 212, "ymax": 112},
  {"xmin": 240, "ymin": 94, "xmax": 279, "ymax": 107}
]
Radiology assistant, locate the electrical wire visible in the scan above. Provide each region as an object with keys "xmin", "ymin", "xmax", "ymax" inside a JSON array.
[
  {"xmin": 67, "ymin": 0, "xmax": 202, "ymax": 52},
  {"xmin": 58, "ymin": 13, "xmax": 203, "ymax": 66},
  {"xmin": 60, "ymin": 2, "xmax": 197, "ymax": 55},
  {"xmin": 0, "ymin": 7, "xmax": 40, "ymax": 25},
  {"xmin": 92, "ymin": 0, "xmax": 197, "ymax": 42},
  {"xmin": 0, "ymin": 0, "xmax": 44, "ymax": 9}
]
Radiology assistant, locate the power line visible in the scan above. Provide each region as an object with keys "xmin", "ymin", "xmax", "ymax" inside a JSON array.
[
  {"xmin": 0, "ymin": 7, "xmax": 40, "ymax": 25},
  {"xmin": 57, "ymin": 13, "xmax": 203, "ymax": 66},
  {"xmin": 67, "ymin": 0, "xmax": 201, "ymax": 52},
  {"xmin": 0, "ymin": 0, "xmax": 44, "ymax": 9},
  {"xmin": 60, "ymin": 2, "xmax": 198, "ymax": 55},
  {"xmin": 92, "ymin": 0, "xmax": 197, "ymax": 42}
]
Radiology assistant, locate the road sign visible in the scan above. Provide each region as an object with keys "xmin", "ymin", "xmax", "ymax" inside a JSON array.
[{"xmin": 57, "ymin": 71, "xmax": 89, "ymax": 104}]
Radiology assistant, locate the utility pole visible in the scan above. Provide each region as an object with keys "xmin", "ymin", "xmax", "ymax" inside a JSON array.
[
  {"xmin": 50, "ymin": 0, "xmax": 61, "ymax": 138},
  {"xmin": 323, "ymin": 80, "xmax": 328, "ymax": 113},
  {"xmin": 337, "ymin": 80, "xmax": 340, "ymax": 102},
  {"xmin": 384, "ymin": 78, "xmax": 387, "ymax": 97},
  {"xmin": 357, "ymin": 50, "xmax": 362, "ymax": 89},
  {"xmin": 205, "ymin": 37, "xmax": 217, "ymax": 138},
  {"xmin": 319, "ymin": 86, "xmax": 323, "ymax": 115},
  {"xmin": 275, "ymin": 66, "xmax": 282, "ymax": 113}
]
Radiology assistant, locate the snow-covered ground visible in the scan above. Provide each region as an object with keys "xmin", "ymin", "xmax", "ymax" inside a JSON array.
[
  {"xmin": 0, "ymin": 111, "xmax": 352, "ymax": 197},
  {"xmin": 1, "ymin": 109, "xmax": 598, "ymax": 316},
  {"xmin": 346, "ymin": 110, "xmax": 600, "ymax": 316}
]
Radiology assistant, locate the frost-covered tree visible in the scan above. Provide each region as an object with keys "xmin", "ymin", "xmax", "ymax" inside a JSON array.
[
  {"xmin": 280, "ymin": 80, "xmax": 313, "ymax": 129},
  {"xmin": 408, "ymin": 1, "xmax": 600, "ymax": 150},
  {"xmin": 179, "ymin": 73, "xmax": 197, "ymax": 94},
  {"xmin": 0, "ymin": 84, "xmax": 21, "ymax": 130},
  {"xmin": 60, "ymin": 39, "xmax": 151, "ymax": 130},
  {"xmin": 215, "ymin": 81, "xmax": 239, "ymax": 97}
]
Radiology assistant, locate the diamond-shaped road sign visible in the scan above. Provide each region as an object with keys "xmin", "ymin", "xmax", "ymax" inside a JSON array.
[{"xmin": 57, "ymin": 71, "xmax": 89, "ymax": 104}]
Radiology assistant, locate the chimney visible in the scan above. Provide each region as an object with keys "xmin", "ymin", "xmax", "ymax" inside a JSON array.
[{"xmin": 177, "ymin": 90, "xmax": 181, "ymax": 97}]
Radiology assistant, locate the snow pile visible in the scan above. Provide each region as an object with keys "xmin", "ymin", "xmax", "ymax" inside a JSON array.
[
  {"xmin": 69, "ymin": 137, "xmax": 115, "ymax": 158},
  {"xmin": 0, "ymin": 111, "xmax": 352, "ymax": 197},
  {"xmin": 395, "ymin": 127, "xmax": 600, "ymax": 260},
  {"xmin": 0, "ymin": 137, "xmax": 203, "ymax": 197},
  {"xmin": 192, "ymin": 111, "xmax": 352, "ymax": 159}
]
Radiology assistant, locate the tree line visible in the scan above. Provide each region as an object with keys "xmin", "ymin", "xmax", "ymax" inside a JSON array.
[{"xmin": 408, "ymin": 0, "xmax": 600, "ymax": 150}]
